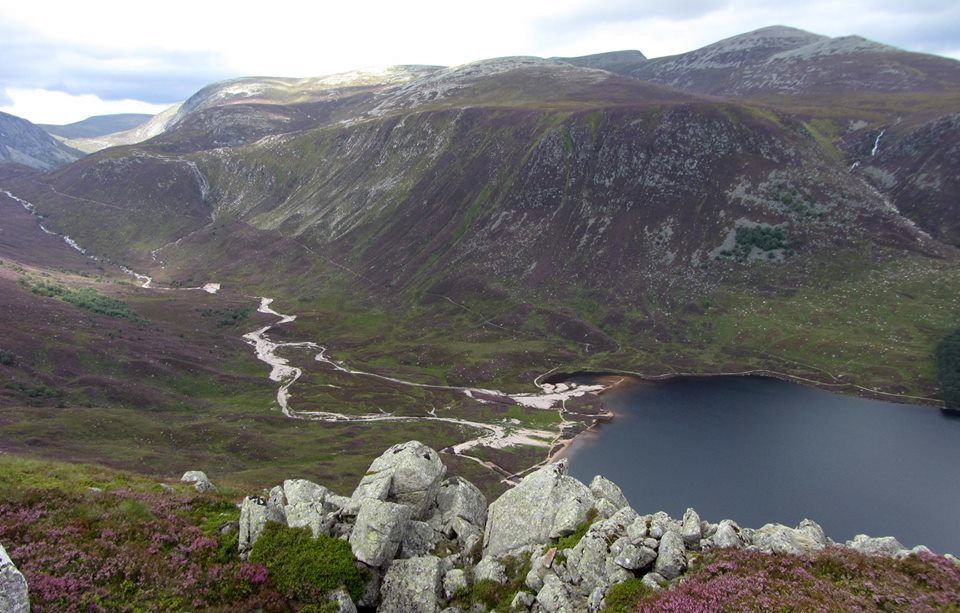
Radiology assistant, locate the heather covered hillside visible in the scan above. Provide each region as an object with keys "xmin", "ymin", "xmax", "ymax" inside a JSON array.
[
  {"xmin": 3, "ymin": 445, "xmax": 959, "ymax": 612},
  {"xmin": 1, "ymin": 15, "xmax": 960, "ymax": 613}
]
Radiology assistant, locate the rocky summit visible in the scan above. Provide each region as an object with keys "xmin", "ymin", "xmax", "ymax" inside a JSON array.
[{"xmin": 223, "ymin": 441, "xmax": 952, "ymax": 612}]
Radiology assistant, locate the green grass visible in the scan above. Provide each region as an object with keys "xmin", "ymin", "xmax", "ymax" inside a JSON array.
[
  {"xmin": 249, "ymin": 523, "xmax": 367, "ymax": 603},
  {"xmin": 452, "ymin": 552, "xmax": 533, "ymax": 612},
  {"xmin": 601, "ymin": 578, "xmax": 654, "ymax": 613}
]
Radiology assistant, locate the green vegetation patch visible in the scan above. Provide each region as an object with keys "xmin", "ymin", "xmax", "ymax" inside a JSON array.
[
  {"xmin": 716, "ymin": 225, "xmax": 791, "ymax": 263},
  {"xmin": 601, "ymin": 578, "xmax": 653, "ymax": 613},
  {"xmin": 453, "ymin": 552, "xmax": 533, "ymax": 612},
  {"xmin": 556, "ymin": 507, "xmax": 599, "ymax": 552},
  {"xmin": 27, "ymin": 279, "xmax": 145, "ymax": 323},
  {"xmin": 201, "ymin": 306, "xmax": 253, "ymax": 327},
  {"xmin": 735, "ymin": 225, "xmax": 789, "ymax": 252},
  {"xmin": 249, "ymin": 522, "xmax": 367, "ymax": 603}
]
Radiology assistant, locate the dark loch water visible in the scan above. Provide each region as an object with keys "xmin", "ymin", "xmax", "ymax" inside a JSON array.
[{"xmin": 563, "ymin": 376, "xmax": 960, "ymax": 555}]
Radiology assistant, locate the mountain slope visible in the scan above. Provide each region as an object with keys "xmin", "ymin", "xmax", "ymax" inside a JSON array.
[
  {"xmin": 40, "ymin": 113, "xmax": 153, "ymax": 139},
  {"xmin": 2, "ymin": 31, "xmax": 960, "ymax": 498},
  {"xmin": 857, "ymin": 114, "xmax": 960, "ymax": 246},
  {"xmin": 0, "ymin": 111, "xmax": 82, "ymax": 169},
  {"xmin": 630, "ymin": 26, "xmax": 960, "ymax": 97},
  {"xmin": 7, "ymin": 60, "xmax": 940, "ymax": 299},
  {"xmin": 58, "ymin": 67, "xmax": 445, "ymax": 154},
  {"xmin": 1, "ymin": 31, "xmax": 958, "ymax": 413}
]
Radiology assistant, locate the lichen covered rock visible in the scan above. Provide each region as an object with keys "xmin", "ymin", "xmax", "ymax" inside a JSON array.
[
  {"xmin": 350, "ymin": 499, "xmax": 412, "ymax": 567},
  {"xmin": 352, "ymin": 441, "xmax": 447, "ymax": 519},
  {"xmin": 0, "ymin": 543, "xmax": 29, "ymax": 613},
  {"xmin": 379, "ymin": 555, "xmax": 442, "ymax": 613},
  {"xmin": 484, "ymin": 460, "xmax": 595, "ymax": 557},
  {"xmin": 180, "ymin": 470, "xmax": 216, "ymax": 493}
]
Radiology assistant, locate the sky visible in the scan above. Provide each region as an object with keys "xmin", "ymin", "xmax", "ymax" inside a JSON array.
[{"xmin": 1, "ymin": 0, "xmax": 958, "ymax": 124}]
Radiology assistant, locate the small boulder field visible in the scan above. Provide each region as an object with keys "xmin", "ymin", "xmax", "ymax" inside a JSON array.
[
  {"xmin": 235, "ymin": 440, "xmax": 960, "ymax": 612},
  {"xmin": 1, "ymin": 443, "xmax": 959, "ymax": 612}
]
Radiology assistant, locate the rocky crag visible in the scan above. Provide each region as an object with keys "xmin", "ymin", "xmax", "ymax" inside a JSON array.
[
  {"xmin": 227, "ymin": 440, "xmax": 956, "ymax": 613},
  {"xmin": 0, "ymin": 542, "xmax": 29, "ymax": 613}
]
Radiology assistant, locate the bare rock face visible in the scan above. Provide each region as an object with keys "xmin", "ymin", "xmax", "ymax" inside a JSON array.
[
  {"xmin": 238, "ymin": 496, "xmax": 269, "ymax": 555},
  {"xmin": 351, "ymin": 441, "xmax": 447, "ymax": 519},
  {"xmin": 589, "ymin": 476, "xmax": 630, "ymax": 518},
  {"xmin": 379, "ymin": 555, "xmax": 442, "ymax": 613},
  {"xmin": 536, "ymin": 573, "xmax": 582, "ymax": 613},
  {"xmin": 442, "ymin": 568, "xmax": 467, "ymax": 600},
  {"xmin": 484, "ymin": 460, "xmax": 595, "ymax": 557},
  {"xmin": 180, "ymin": 470, "xmax": 216, "ymax": 493},
  {"xmin": 751, "ymin": 520, "xmax": 828, "ymax": 555},
  {"xmin": 565, "ymin": 507, "xmax": 637, "ymax": 595},
  {"xmin": 435, "ymin": 476, "xmax": 488, "ymax": 540},
  {"xmin": 282, "ymin": 479, "xmax": 333, "ymax": 538},
  {"xmin": 0, "ymin": 542, "xmax": 30, "ymax": 613},
  {"xmin": 327, "ymin": 587, "xmax": 358, "ymax": 613},
  {"xmin": 350, "ymin": 499, "xmax": 412, "ymax": 567},
  {"xmin": 681, "ymin": 508, "xmax": 702, "ymax": 548},
  {"xmin": 710, "ymin": 519, "xmax": 745, "ymax": 549},
  {"xmin": 400, "ymin": 520, "xmax": 440, "ymax": 559},
  {"xmin": 653, "ymin": 531, "xmax": 687, "ymax": 580},
  {"xmin": 846, "ymin": 534, "xmax": 907, "ymax": 557}
]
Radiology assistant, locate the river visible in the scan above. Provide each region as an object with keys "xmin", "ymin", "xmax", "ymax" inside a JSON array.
[{"xmin": 563, "ymin": 376, "xmax": 960, "ymax": 554}]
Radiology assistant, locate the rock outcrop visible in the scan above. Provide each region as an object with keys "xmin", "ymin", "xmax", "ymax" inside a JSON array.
[
  {"xmin": 379, "ymin": 556, "xmax": 442, "ymax": 613},
  {"xmin": 350, "ymin": 499, "xmax": 413, "ymax": 567},
  {"xmin": 0, "ymin": 542, "xmax": 29, "ymax": 613},
  {"xmin": 351, "ymin": 441, "xmax": 446, "ymax": 519},
  {"xmin": 180, "ymin": 470, "xmax": 216, "ymax": 493},
  {"xmin": 233, "ymin": 440, "xmax": 948, "ymax": 612},
  {"xmin": 752, "ymin": 520, "xmax": 828, "ymax": 555},
  {"xmin": 846, "ymin": 534, "xmax": 907, "ymax": 557},
  {"xmin": 484, "ymin": 460, "xmax": 594, "ymax": 557}
]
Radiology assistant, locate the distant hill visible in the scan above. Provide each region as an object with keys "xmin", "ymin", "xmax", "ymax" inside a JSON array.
[
  {"xmin": 0, "ymin": 111, "xmax": 82, "ymax": 170},
  {"xmin": 553, "ymin": 49, "xmax": 647, "ymax": 74},
  {"xmin": 626, "ymin": 25, "xmax": 960, "ymax": 96},
  {"xmin": 40, "ymin": 114, "xmax": 153, "ymax": 139}
]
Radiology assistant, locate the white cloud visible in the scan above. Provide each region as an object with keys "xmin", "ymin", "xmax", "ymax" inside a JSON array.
[{"xmin": 0, "ymin": 88, "xmax": 171, "ymax": 125}]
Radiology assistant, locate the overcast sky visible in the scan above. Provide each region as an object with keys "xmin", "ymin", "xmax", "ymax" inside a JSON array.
[{"xmin": 1, "ymin": 0, "xmax": 958, "ymax": 124}]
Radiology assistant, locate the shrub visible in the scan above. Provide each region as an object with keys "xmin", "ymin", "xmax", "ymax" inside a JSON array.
[
  {"xmin": 470, "ymin": 579, "xmax": 507, "ymax": 610},
  {"xmin": 735, "ymin": 225, "xmax": 788, "ymax": 252},
  {"xmin": 200, "ymin": 307, "xmax": 252, "ymax": 327},
  {"xmin": 249, "ymin": 523, "xmax": 367, "ymax": 603},
  {"xmin": 602, "ymin": 578, "xmax": 652, "ymax": 612},
  {"xmin": 456, "ymin": 552, "xmax": 533, "ymax": 612},
  {"xmin": 28, "ymin": 280, "xmax": 145, "ymax": 323},
  {"xmin": 936, "ymin": 329, "xmax": 960, "ymax": 409}
]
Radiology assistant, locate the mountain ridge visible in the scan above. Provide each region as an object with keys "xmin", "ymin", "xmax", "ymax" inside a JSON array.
[
  {"xmin": 0, "ymin": 111, "xmax": 82, "ymax": 170},
  {"xmin": 40, "ymin": 113, "xmax": 153, "ymax": 139},
  {"xmin": 1, "ymin": 23, "xmax": 959, "ymax": 515}
]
